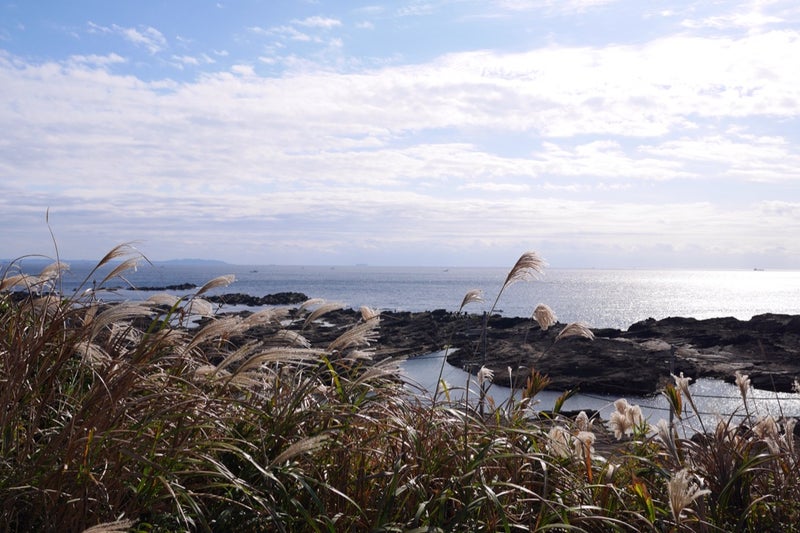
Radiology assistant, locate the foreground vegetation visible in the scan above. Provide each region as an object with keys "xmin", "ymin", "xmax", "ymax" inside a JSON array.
[{"xmin": 1, "ymin": 246, "xmax": 799, "ymax": 532}]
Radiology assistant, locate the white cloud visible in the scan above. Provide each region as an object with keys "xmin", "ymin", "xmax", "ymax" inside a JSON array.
[
  {"xmin": 294, "ymin": 16, "xmax": 342, "ymax": 29},
  {"xmin": 461, "ymin": 182, "xmax": 531, "ymax": 192},
  {"xmin": 87, "ymin": 21, "xmax": 167, "ymax": 54},
  {"xmin": 680, "ymin": 0, "xmax": 799, "ymax": 31},
  {"xmin": 640, "ymin": 135, "xmax": 800, "ymax": 182},
  {"xmin": 396, "ymin": 2, "xmax": 437, "ymax": 17},
  {"xmin": 492, "ymin": 0, "xmax": 619, "ymax": 15},
  {"xmin": 172, "ymin": 54, "xmax": 199, "ymax": 66},
  {"xmin": 3, "ymin": 23, "xmax": 800, "ymax": 265},
  {"xmin": 67, "ymin": 53, "xmax": 126, "ymax": 67}
]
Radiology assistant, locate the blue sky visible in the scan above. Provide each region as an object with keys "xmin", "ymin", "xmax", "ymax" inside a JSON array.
[{"xmin": 2, "ymin": 1, "xmax": 799, "ymax": 268}]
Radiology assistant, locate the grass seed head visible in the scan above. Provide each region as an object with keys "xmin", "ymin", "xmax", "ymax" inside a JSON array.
[{"xmin": 532, "ymin": 303, "xmax": 557, "ymax": 330}]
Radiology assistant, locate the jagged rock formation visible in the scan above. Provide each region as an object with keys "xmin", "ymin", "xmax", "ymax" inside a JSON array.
[{"xmin": 279, "ymin": 308, "xmax": 800, "ymax": 395}]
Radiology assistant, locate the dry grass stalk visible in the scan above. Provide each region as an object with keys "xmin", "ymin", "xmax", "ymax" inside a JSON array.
[
  {"xmin": 185, "ymin": 297, "xmax": 215, "ymax": 317},
  {"xmin": 209, "ymin": 342, "xmax": 261, "ymax": 375},
  {"xmin": 272, "ymin": 329, "xmax": 312, "ymax": 348},
  {"xmin": 0, "ymin": 273, "xmax": 34, "ymax": 291},
  {"xmin": 99, "ymin": 257, "xmax": 141, "ymax": 287},
  {"xmin": 81, "ymin": 520, "xmax": 135, "ymax": 533},
  {"xmin": 7, "ymin": 244, "xmax": 800, "ymax": 532},
  {"xmin": 147, "ymin": 293, "xmax": 182, "ymax": 307},
  {"xmin": 300, "ymin": 298, "xmax": 326, "ymax": 311},
  {"xmin": 89, "ymin": 302, "xmax": 154, "ymax": 337},
  {"xmin": 271, "ymin": 435, "xmax": 329, "ymax": 466},
  {"xmin": 75, "ymin": 340, "xmax": 111, "ymax": 368},
  {"xmin": 38, "ymin": 261, "xmax": 69, "ymax": 280},
  {"xmin": 242, "ymin": 307, "xmax": 288, "ymax": 328},
  {"xmin": 236, "ymin": 347, "xmax": 325, "ymax": 373},
  {"xmin": 328, "ymin": 317, "xmax": 380, "ymax": 352},
  {"xmin": 185, "ymin": 315, "xmax": 244, "ymax": 352}
]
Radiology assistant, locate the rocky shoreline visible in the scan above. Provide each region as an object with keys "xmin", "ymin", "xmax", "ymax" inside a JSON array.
[
  {"xmin": 54, "ymin": 285, "xmax": 798, "ymax": 397},
  {"xmin": 223, "ymin": 296, "xmax": 800, "ymax": 396}
]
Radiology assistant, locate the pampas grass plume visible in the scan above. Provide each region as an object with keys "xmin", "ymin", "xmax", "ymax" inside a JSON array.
[
  {"xmin": 502, "ymin": 251, "xmax": 546, "ymax": 290},
  {"xmin": 532, "ymin": 303, "xmax": 557, "ymax": 330},
  {"xmin": 196, "ymin": 274, "xmax": 236, "ymax": 297},
  {"xmin": 555, "ymin": 322, "xmax": 595, "ymax": 342},
  {"xmin": 303, "ymin": 301, "xmax": 344, "ymax": 328},
  {"xmin": 459, "ymin": 289, "xmax": 484, "ymax": 311},
  {"xmin": 360, "ymin": 306, "xmax": 380, "ymax": 321}
]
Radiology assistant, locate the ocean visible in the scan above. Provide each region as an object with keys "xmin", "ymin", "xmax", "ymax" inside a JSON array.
[
  {"xmin": 8, "ymin": 259, "xmax": 800, "ymax": 428},
  {"xmin": 28, "ymin": 261, "xmax": 800, "ymax": 330}
]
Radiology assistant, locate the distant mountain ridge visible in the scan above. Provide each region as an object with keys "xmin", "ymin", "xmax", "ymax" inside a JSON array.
[{"xmin": 1, "ymin": 258, "xmax": 229, "ymax": 267}]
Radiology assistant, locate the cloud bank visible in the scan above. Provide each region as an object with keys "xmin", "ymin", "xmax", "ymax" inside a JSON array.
[{"xmin": 1, "ymin": 1, "xmax": 799, "ymax": 267}]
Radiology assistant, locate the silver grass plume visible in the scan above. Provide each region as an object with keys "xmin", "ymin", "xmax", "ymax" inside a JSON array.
[
  {"xmin": 547, "ymin": 426, "xmax": 572, "ymax": 458},
  {"xmin": 671, "ymin": 372, "xmax": 692, "ymax": 396},
  {"xmin": 211, "ymin": 342, "xmax": 261, "ymax": 375},
  {"xmin": 555, "ymin": 322, "xmax": 595, "ymax": 342},
  {"xmin": 575, "ymin": 411, "xmax": 592, "ymax": 432},
  {"xmin": 360, "ymin": 305, "xmax": 380, "ymax": 321},
  {"xmin": 352, "ymin": 361, "xmax": 402, "ymax": 385},
  {"xmin": 185, "ymin": 298, "xmax": 215, "ymax": 317},
  {"xmin": 300, "ymin": 298, "xmax": 326, "ymax": 311},
  {"xmin": 784, "ymin": 418, "xmax": 797, "ymax": 454},
  {"xmin": 38, "ymin": 261, "xmax": 69, "ymax": 280},
  {"xmin": 477, "ymin": 366, "xmax": 495, "ymax": 386},
  {"xmin": 328, "ymin": 317, "xmax": 380, "ymax": 352},
  {"xmin": 81, "ymin": 520, "xmax": 135, "ymax": 533},
  {"xmin": 95, "ymin": 243, "xmax": 140, "ymax": 269},
  {"xmin": 242, "ymin": 307, "xmax": 289, "ymax": 328},
  {"xmin": 0, "ymin": 274, "xmax": 35, "ymax": 291},
  {"xmin": 271, "ymin": 434, "xmax": 329, "ymax": 466},
  {"xmin": 89, "ymin": 301, "xmax": 154, "ymax": 338},
  {"xmin": 99, "ymin": 257, "xmax": 141, "ymax": 287},
  {"xmin": 735, "ymin": 370, "xmax": 751, "ymax": 402},
  {"xmin": 272, "ymin": 329, "xmax": 312, "ymax": 348},
  {"xmin": 237, "ymin": 348, "xmax": 325, "ymax": 373},
  {"xmin": 186, "ymin": 316, "xmax": 245, "ymax": 352},
  {"xmin": 344, "ymin": 349, "xmax": 375, "ymax": 362},
  {"xmin": 459, "ymin": 289, "xmax": 484, "ymax": 311},
  {"xmin": 303, "ymin": 301, "xmax": 344, "ymax": 329},
  {"xmin": 148, "ymin": 293, "xmax": 182, "ymax": 307},
  {"xmin": 196, "ymin": 274, "xmax": 236, "ymax": 297},
  {"xmin": 75, "ymin": 341, "xmax": 111, "ymax": 369},
  {"xmin": 532, "ymin": 303, "xmax": 557, "ymax": 330},
  {"xmin": 668, "ymin": 469, "xmax": 710, "ymax": 524},
  {"xmin": 501, "ymin": 251, "xmax": 546, "ymax": 291}
]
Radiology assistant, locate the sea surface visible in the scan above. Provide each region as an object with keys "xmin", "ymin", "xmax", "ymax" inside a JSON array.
[
  {"xmin": 21, "ymin": 261, "xmax": 800, "ymax": 330},
  {"xmin": 8, "ymin": 260, "xmax": 800, "ymax": 428}
]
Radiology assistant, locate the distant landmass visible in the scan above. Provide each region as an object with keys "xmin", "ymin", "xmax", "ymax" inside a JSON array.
[{"xmin": 2, "ymin": 258, "xmax": 229, "ymax": 267}]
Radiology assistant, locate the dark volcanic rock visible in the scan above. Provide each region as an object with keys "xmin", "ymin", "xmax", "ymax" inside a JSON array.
[
  {"xmin": 217, "ymin": 305, "xmax": 800, "ymax": 396},
  {"xmin": 399, "ymin": 312, "xmax": 800, "ymax": 395},
  {"xmin": 206, "ymin": 292, "xmax": 309, "ymax": 306},
  {"xmin": 134, "ymin": 283, "xmax": 198, "ymax": 291}
]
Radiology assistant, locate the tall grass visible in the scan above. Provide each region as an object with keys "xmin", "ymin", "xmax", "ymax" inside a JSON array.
[{"xmin": 1, "ymin": 248, "xmax": 798, "ymax": 531}]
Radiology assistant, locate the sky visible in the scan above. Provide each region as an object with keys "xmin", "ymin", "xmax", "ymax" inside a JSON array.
[{"xmin": 2, "ymin": 1, "xmax": 800, "ymax": 268}]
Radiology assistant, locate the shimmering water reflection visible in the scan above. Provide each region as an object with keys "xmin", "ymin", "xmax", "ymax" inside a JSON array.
[{"xmin": 402, "ymin": 352, "xmax": 800, "ymax": 433}]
